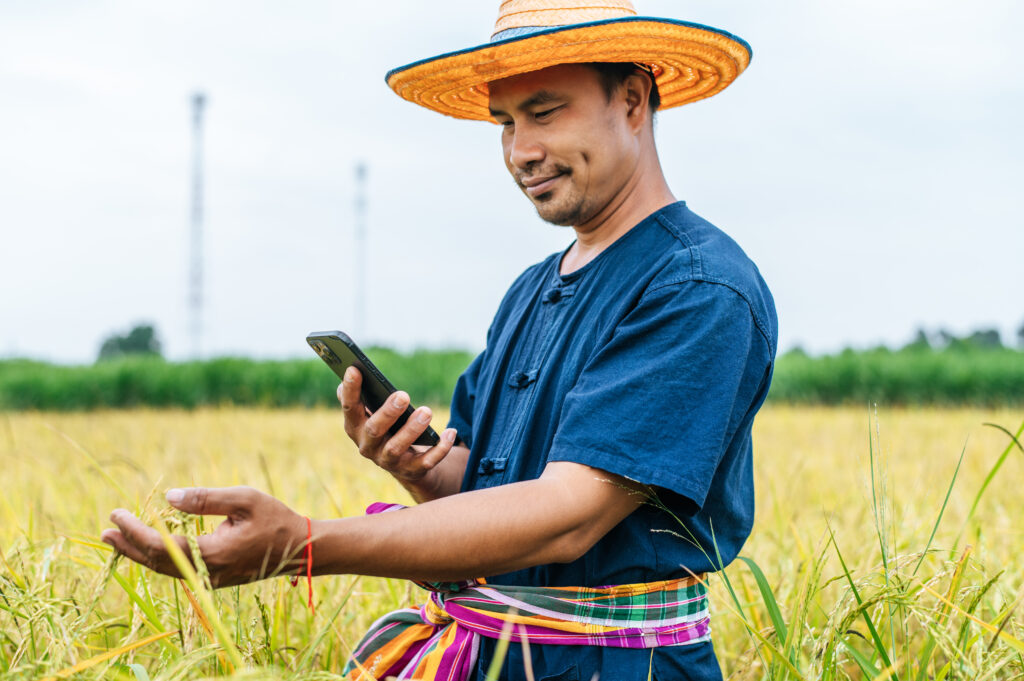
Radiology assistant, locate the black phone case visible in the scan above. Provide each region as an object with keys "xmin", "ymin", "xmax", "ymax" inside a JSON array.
[{"xmin": 306, "ymin": 331, "xmax": 440, "ymax": 447}]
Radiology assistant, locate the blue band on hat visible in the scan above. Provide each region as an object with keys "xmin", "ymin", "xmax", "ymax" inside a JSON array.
[
  {"xmin": 490, "ymin": 26, "xmax": 549, "ymax": 42},
  {"xmin": 386, "ymin": 17, "xmax": 753, "ymax": 85}
]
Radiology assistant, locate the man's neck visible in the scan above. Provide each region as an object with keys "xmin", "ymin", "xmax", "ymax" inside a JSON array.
[{"xmin": 560, "ymin": 164, "xmax": 676, "ymax": 276}]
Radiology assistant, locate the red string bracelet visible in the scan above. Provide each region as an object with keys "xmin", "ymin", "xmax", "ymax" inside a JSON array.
[{"xmin": 289, "ymin": 516, "xmax": 315, "ymax": 616}]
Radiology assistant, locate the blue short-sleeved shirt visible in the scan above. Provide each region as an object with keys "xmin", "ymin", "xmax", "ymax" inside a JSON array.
[{"xmin": 448, "ymin": 202, "xmax": 778, "ymax": 681}]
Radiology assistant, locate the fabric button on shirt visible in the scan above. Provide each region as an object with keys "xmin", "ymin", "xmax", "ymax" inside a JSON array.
[
  {"xmin": 511, "ymin": 372, "xmax": 529, "ymax": 388},
  {"xmin": 447, "ymin": 202, "xmax": 778, "ymax": 681},
  {"xmin": 478, "ymin": 457, "xmax": 507, "ymax": 475}
]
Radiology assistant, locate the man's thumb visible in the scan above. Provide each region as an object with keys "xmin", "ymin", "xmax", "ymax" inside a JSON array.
[{"xmin": 167, "ymin": 486, "xmax": 255, "ymax": 517}]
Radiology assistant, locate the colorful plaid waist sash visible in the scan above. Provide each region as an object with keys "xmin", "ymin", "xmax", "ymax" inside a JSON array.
[{"xmin": 343, "ymin": 504, "xmax": 711, "ymax": 681}]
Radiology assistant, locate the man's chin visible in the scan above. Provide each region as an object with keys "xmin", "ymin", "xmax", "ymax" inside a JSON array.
[{"xmin": 532, "ymin": 196, "xmax": 586, "ymax": 227}]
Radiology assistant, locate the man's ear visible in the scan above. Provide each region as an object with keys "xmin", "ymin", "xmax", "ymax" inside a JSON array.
[{"xmin": 622, "ymin": 72, "xmax": 653, "ymax": 133}]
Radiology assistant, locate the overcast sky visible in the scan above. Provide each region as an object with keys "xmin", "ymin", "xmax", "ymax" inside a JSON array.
[{"xmin": 1, "ymin": 0, "xmax": 1022, "ymax": 363}]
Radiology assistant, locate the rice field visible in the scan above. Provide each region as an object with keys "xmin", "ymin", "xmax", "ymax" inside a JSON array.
[{"xmin": 1, "ymin": 405, "xmax": 1022, "ymax": 679}]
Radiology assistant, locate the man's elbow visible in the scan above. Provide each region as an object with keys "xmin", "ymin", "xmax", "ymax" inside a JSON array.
[
  {"xmin": 546, "ymin": 522, "xmax": 607, "ymax": 564},
  {"xmin": 531, "ymin": 462, "xmax": 644, "ymax": 564}
]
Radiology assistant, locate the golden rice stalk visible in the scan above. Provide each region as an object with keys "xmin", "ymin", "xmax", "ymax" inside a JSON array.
[{"xmin": 38, "ymin": 629, "xmax": 178, "ymax": 681}]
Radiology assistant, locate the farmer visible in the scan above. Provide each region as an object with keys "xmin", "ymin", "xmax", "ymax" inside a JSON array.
[{"xmin": 102, "ymin": 1, "xmax": 777, "ymax": 679}]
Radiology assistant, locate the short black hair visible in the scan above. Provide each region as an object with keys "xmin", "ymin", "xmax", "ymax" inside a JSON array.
[{"xmin": 585, "ymin": 62, "xmax": 661, "ymax": 114}]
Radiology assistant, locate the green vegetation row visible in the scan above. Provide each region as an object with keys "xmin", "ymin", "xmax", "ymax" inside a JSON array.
[
  {"xmin": 1, "ymin": 345, "xmax": 1022, "ymax": 410},
  {"xmin": 0, "ymin": 349, "xmax": 476, "ymax": 411},
  {"xmin": 768, "ymin": 346, "xmax": 1024, "ymax": 406}
]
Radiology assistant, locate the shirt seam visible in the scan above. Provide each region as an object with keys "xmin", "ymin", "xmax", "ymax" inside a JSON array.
[
  {"xmin": 651, "ymin": 209, "xmax": 775, "ymax": 352},
  {"xmin": 641, "ymin": 277, "xmax": 775, "ymax": 353},
  {"xmin": 654, "ymin": 211, "xmax": 702, "ymax": 278}
]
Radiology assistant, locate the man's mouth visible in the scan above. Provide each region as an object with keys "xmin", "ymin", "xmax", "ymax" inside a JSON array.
[{"xmin": 520, "ymin": 171, "xmax": 568, "ymax": 198}]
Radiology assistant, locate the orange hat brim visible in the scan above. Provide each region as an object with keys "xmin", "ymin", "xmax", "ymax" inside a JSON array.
[{"xmin": 386, "ymin": 17, "xmax": 752, "ymax": 122}]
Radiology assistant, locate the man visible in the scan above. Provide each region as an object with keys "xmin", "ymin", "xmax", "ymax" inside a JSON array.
[{"xmin": 102, "ymin": 2, "xmax": 777, "ymax": 679}]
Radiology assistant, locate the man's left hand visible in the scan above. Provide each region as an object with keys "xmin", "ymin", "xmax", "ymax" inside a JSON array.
[{"xmin": 101, "ymin": 486, "xmax": 308, "ymax": 588}]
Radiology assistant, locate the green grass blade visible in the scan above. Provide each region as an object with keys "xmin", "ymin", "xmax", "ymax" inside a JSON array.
[
  {"xmin": 844, "ymin": 637, "xmax": 884, "ymax": 679},
  {"xmin": 828, "ymin": 523, "xmax": 898, "ymax": 678},
  {"xmin": 0, "ymin": 601, "xmax": 28, "ymax": 620},
  {"xmin": 907, "ymin": 435, "xmax": 968, "ymax": 680},
  {"xmin": 706, "ymin": 521, "xmax": 772, "ymax": 674},
  {"xmin": 737, "ymin": 557, "xmax": 789, "ymax": 651},
  {"xmin": 109, "ymin": 569, "xmax": 178, "ymax": 655},
  {"xmin": 110, "ymin": 570, "xmax": 163, "ymax": 630},
  {"xmin": 867, "ymin": 407, "xmax": 903, "ymax": 675},
  {"xmin": 914, "ymin": 639, "xmax": 938, "ymax": 681},
  {"xmin": 868, "ymin": 407, "xmax": 890, "ymax": 577},
  {"xmin": 984, "ymin": 422, "xmax": 1024, "ymax": 456},
  {"xmin": 954, "ymin": 420, "xmax": 1024, "ymax": 550},
  {"xmin": 912, "ymin": 440, "xmax": 967, "ymax": 579},
  {"xmin": 128, "ymin": 663, "xmax": 152, "ymax": 681}
]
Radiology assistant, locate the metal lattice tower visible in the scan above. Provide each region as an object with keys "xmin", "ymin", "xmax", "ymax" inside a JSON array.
[
  {"xmin": 189, "ymin": 92, "xmax": 206, "ymax": 358},
  {"xmin": 354, "ymin": 162, "xmax": 368, "ymax": 338}
]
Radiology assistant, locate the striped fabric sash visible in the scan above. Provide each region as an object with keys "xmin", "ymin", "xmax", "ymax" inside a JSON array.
[{"xmin": 343, "ymin": 503, "xmax": 710, "ymax": 681}]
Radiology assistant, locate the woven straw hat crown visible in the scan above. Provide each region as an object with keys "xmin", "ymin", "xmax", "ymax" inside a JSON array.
[
  {"xmin": 491, "ymin": 0, "xmax": 639, "ymax": 39},
  {"xmin": 386, "ymin": 0, "xmax": 751, "ymax": 121}
]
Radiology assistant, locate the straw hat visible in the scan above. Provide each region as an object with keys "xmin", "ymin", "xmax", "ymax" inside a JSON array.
[{"xmin": 386, "ymin": 0, "xmax": 751, "ymax": 122}]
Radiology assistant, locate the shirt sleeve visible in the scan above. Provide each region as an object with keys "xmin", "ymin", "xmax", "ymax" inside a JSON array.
[
  {"xmin": 547, "ymin": 279, "xmax": 772, "ymax": 512},
  {"xmin": 447, "ymin": 350, "xmax": 485, "ymax": 449}
]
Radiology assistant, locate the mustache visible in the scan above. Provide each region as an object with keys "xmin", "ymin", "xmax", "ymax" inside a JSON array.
[{"xmin": 516, "ymin": 164, "xmax": 573, "ymax": 188}]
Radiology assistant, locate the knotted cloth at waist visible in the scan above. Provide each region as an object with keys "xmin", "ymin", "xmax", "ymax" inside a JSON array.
[{"xmin": 343, "ymin": 503, "xmax": 711, "ymax": 681}]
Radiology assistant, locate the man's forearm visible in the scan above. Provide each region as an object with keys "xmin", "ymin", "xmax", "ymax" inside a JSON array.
[
  {"xmin": 313, "ymin": 463, "xmax": 640, "ymax": 582},
  {"xmin": 100, "ymin": 462, "xmax": 642, "ymax": 588}
]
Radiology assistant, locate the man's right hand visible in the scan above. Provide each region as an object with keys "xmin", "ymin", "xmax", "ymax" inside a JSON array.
[{"xmin": 338, "ymin": 367, "xmax": 467, "ymax": 503}]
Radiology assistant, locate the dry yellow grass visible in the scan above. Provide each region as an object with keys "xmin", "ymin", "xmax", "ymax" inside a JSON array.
[
  {"xmin": 749, "ymin": 405, "xmax": 1024, "ymax": 567},
  {"xmin": 1, "ymin": 405, "xmax": 1022, "ymax": 678}
]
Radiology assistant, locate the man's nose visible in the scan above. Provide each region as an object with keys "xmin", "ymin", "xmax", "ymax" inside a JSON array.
[{"xmin": 507, "ymin": 126, "xmax": 545, "ymax": 170}]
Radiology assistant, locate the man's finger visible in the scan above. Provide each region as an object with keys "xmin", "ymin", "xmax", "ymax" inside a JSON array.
[
  {"xmin": 362, "ymin": 391, "xmax": 410, "ymax": 445},
  {"xmin": 415, "ymin": 428, "xmax": 458, "ymax": 472},
  {"xmin": 377, "ymin": 406, "xmax": 433, "ymax": 467},
  {"xmin": 338, "ymin": 367, "xmax": 367, "ymax": 432},
  {"xmin": 107, "ymin": 509, "xmax": 184, "ymax": 574},
  {"xmin": 387, "ymin": 428, "xmax": 456, "ymax": 481},
  {"xmin": 166, "ymin": 486, "xmax": 258, "ymax": 517},
  {"xmin": 101, "ymin": 528, "xmax": 152, "ymax": 567},
  {"xmin": 109, "ymin": 508, "xmax": 164, "ymax": 552}
]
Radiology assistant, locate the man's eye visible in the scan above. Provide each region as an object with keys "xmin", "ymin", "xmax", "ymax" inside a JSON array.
[{"xmin": 536, "ymin": 107, "xmax": 561, "ymax": 119}]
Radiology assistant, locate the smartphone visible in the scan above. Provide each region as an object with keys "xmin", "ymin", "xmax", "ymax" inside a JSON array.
[{"xmin": 306, "ymin": 331, "xmax": 440, "ymax": 447}]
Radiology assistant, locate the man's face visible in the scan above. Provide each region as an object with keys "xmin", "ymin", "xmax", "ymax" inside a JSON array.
[{"xmin": 488, "ymin": 64, "xmax": 639, "ymax": 227}]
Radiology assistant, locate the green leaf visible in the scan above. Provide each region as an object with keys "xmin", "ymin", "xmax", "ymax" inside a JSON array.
[
  {"xmin": 128, "ymin": 663, "xmax": 151, "ymax": 681},
  {"xmin": 828, "ymin": 524, "xmax": 899, "ymax": 679},
  {"xmin": 738, "ymin": 556, "xmax": 789, "ymax": 651}
]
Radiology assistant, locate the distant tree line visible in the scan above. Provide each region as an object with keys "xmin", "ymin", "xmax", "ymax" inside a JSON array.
[
  {"xmin": 95, "ymin": 318, "xmax": 1024, "ymax": 364},
  {"xmin": 902, "ymin": 324, "xmax": 1024, "ymax": 352},
  {"xmin": 97, "ymin": 323, "xmax": 162, "ymax": 362}
]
